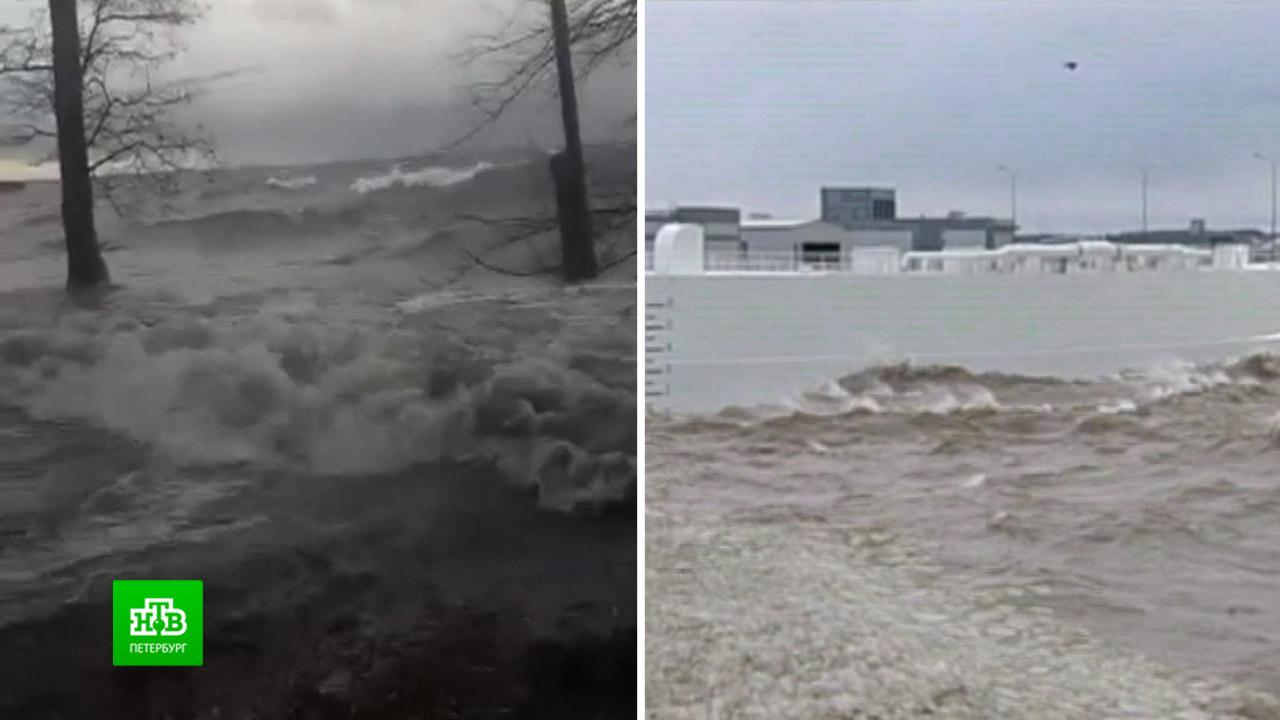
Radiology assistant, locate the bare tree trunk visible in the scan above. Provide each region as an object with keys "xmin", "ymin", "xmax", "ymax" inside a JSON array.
[
  {"xmin": 48, "ymin": 0, "xmax": 109, "ymax": 290},
  {"xmin": 549, "ymin": 0, "xmax": 597, "ymax": 282}
]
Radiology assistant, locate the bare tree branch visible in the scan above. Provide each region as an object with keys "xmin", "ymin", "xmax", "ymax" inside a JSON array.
[
  {"xmin": 432, "ymin": 0, "xmax": 636, "ymax": 154},
  {"xmin": 460, "ymin": 246, "xmax": 560, "ymax": 278},
  {"xmin": 454, "ymin": 199, "xmax": 636, "ymax": 280},
  {"xmin": 0, "ymin": 0, "xmax": 216, "ymax": 215}
]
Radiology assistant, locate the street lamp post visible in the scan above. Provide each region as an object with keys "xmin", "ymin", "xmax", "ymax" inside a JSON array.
[
  {"xmin": 998, "ymin": 164, "xmax": 1017, "ymax": 232},
  {"xmin": 1254, "ymin": 153, "xmax": 1277, "ymax": 260},
  {"xmin": 1141, "ymin": 168, "xmax": 1149, "ymax": 243}
]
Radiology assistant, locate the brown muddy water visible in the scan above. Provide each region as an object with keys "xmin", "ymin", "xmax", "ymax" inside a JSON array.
[{"xmin": 648, "ymin": 356, "xmax": 1280, "ymax": 710}]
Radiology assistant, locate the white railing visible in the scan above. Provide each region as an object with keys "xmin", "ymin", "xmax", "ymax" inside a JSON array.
[
  {"xmin": 649, "ymin": 243, "xmax": 1256, "ymax": 276},
  {"xmin": 705, "ymin": 251, "xmax": 847, "ymax": 273}
]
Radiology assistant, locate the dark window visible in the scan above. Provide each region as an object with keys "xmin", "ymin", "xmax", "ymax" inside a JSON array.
[
  {"xmin": 800, "ymin": 242, "xmax": 841, "ymax": 267},
  {"xmin": 872, "ymin": 199, "xmax": 896, "ymax": 220}
]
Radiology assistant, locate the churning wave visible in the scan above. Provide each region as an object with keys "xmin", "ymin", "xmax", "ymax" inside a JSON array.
[
  {"xmin": 265, "ymin": 174, "xmax": 319, "ymax": 191},
  {"xmin": 147, "ymin": 207, "xmax": 321, "ymax": 237},
  {"xmin": 652, "ymin": 348, "xmax": 1280, "ymax": 697},
  {"xmin": 698, "ymin": 352, "xmax": 1280, "ymax": 429},
  {"xmin": 0, "ymin": 143, "xmax": 638, "ymax": 719},
  {"xmin": 0, "ymin": 144, "xmax": 639, "ymax": 514},
  {"xmin": 116, "ymin": 156, "xmax": 553, "ymax": 247},
  {"xmin": 351, "ymin": 161, "xmax": 499, "ymax": 194},
  {"xmin": 0, "ymin": 288, "xmax": 634, "ymax": 513}
]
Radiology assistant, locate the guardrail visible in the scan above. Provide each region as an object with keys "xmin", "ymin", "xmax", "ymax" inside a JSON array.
[
  {"xmin": 704, "ymin": 251, "xmax": 847, "ymax": 273},
  {"xmin": 645, "ymin": 244, "xmax": 1263, "ymax": 275}
]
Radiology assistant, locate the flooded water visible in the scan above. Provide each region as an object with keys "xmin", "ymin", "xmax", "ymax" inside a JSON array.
[
  {"xmin": 0, "ymin": 145, "xmax": 637, "ymax": 718},
  {"xmin": 649, "ymin": 355, "xmax": 1280, "ymax": 707}
]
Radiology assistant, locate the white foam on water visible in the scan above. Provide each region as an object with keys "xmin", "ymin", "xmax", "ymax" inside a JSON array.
[
  {"xmin": 1138, "ymin": 360, "xmax": 1238, "ymax": 401},
  {"xmin": 265, "ymin": 174, "xmax": 319, "ymax": 191},
  {"xmin": 0, "ymin": 148, "xmax": 638, "ymax": 513},
  {"xmin": 807, "ymin": 440, "xmax": 831, "ymax": 454},
  {"xmin": 791, "ymin": 371, "xmax": 1021, "ymax": 418},
  {"xmin": 912, "ymin": 385, "xmax": 1003, "ymax": 414},
  {"xmin": 351, "ymin": 161, "xmax": 496, "ymax": 195},
  {"xmin": 1097, "ymin": 398, "xmax": 1139, "ymax": 414},
  {"xmin": 0, "ymin": 296, "xmax": 634, "ymax": 511}
]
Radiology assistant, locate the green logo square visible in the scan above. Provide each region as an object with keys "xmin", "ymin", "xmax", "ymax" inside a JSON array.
[{"xmin": 112, "ymin": 580, "xmax": 203, "ymax": 667}]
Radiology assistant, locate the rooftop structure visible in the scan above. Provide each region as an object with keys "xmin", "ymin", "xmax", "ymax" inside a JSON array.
[
  {"xmin": 820, "ymin": 187, "xmax": 897, "ymax": 225},
  {"xmin": 645, "ymin": 205, "xmax": 742, "ymax": 260},
  {"xmin": 1106, "ymin": 219, "xmax": 1266, "ymax": 248},
  {"xmin": 653, "ymin": 223, "xmax": 1253, "ymax": 276}
]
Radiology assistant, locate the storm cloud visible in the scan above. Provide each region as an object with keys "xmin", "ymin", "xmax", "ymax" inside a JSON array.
[
  {"xmin": 246, "ymin": 0, "xmax": 341, "ymax": 26},
  {"xmin": 0, "ymin": 0, "xmax": 635, "ymax": 167}
]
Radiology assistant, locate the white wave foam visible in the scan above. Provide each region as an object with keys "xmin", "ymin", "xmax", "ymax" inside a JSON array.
[
  {"xmin": 913, "ymin": 385, "xmax": 1002, "ymax": 414},
  {"xmin": 789, "ymin": 377, "xmax": 1010, "ymax": 417},
  {"xmin": 351, "ymin": 161, "xmax": 495, "ymax": 195},
  {"xmin": 1097, "ymin": 398, "xmax": 1139, "ymax": 415},
  {"xmin": 1137, "ymin": 360, "xmax": 1240, "ymax": 401},
  {"xmin": 807, "ymin": 440, "xmax": 831, "ymax": 454},
  {"xmin": 0, "ymin": 302, "xmax": 633, "ymax": 511},
  {"xmin": 793, "ymin": 380, "xmax": 884, "ymax": 415},
  {"xmin": 265, "ymin": 174, "xmax": 318, "ymax": 191}
]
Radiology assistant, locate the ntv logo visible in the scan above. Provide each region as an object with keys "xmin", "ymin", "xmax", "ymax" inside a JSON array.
[
  {"xmin": 113, "ymin": 580, "xmax": 202, "ymax": 666},
  {"xmin": 128, "ymin": 598, "xmax": 188, "ymax": 637}
]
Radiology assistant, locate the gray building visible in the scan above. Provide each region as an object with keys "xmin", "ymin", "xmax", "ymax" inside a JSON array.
[
  {"xmin": 645, "ymin": 205, "xmax": 743, "ymax": 259},
  {"xmin": 1106, "ymin": 220, "xmax": 1266, "ymax": 249},
  {"xmin": 1018, "ymin": 221, "xmax": 1268, "ymax": 257},
  {"xmin": 645, "ymin": 188, "xmax": 1017, "ymax": 269},
  {"xmin": 741, "ymin": 220, "xmax": 913, "ymax": 264},
  {"xmin": 895, "ymin": 213, "xmax": 1016, "ymax": 251},
  {"xmin": 821, "ymin": 187, "xmax": 897, "ymax": 225},
  {"xmin": 821, "ymin": 188, "xmax": 1013, "ymax": 249}
]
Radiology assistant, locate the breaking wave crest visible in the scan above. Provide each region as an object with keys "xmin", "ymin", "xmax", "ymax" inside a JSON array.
[
  {"xmin": 0, "ymin": 295, "xmax": 634, "ymax": 513},
  {"xmin": 265, "ymin": 174, "xmax": 319, "ymax": 191},
  {"xmin": 351, "ymin": 161, "xmax": 498, "ymax": 194},
  {"xmin": 701, "ymin": 352, "xmax": 1280, "ymax": 428},
  {"xmin": 0, "ymin": 144, "xmax": 639, "ymax": 513},
  {"xmin": 128, "ymin": 157, "xmax": 549, "ymax": 246},
  {"xmin": 147, "ymin": 208, "xmax": 323, "ymax": 238},
  {"xmin": 838, "ymin": 362, "xmax": 1069, "ymax": 392}
]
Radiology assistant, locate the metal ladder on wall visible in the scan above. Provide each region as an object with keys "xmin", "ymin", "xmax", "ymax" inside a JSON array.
[{"xmin": 645, "ymin": 296, "xmax": 673, "ymax": 401}]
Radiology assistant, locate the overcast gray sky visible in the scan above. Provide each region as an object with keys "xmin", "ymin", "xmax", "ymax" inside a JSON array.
[
  {"xmin": 646, "ymin": 0, "xmax": 1280, "ymax": 234},
  {"xmin": 0, "ymin": 0, "xmax": 635, "ymax": 169}
]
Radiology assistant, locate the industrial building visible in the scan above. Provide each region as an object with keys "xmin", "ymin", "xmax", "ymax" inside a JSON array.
[
  {"xmin": 1020, "ymin": 221, "xmax": 1270, "ymax": 261},
  {"xmin": 646, "ymin": 187, "xmax": 1016, "ymax": 267},
  {"xmin": 645, "ymin": 206, "xmax": 742, "ymax": 260},
  {"xmin": 820, "ymin": 187, "xmax": 897, "ymax": 224},
  {"xmin": 740, "ymin": 219, "xmax": 913, "ymax": 267},
  {"xmin": 1105, "ymin": 219, "xmax": 1267, "ymax": 251}
]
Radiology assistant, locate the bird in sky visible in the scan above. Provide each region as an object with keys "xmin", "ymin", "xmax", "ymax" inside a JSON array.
[{"xmin": 1064, "ymin": 61, "xmax": 1079, "ymax": 71}]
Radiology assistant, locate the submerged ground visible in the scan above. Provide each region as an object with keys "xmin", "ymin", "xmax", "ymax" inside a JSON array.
[{"xmin": 0, "ymin": 144, "xmax": 637, "ymax": 719}]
